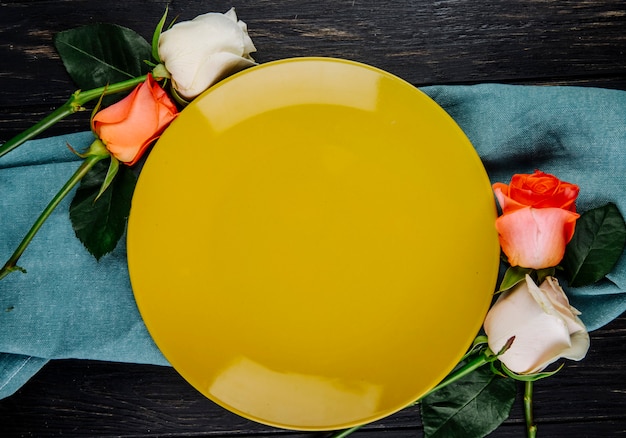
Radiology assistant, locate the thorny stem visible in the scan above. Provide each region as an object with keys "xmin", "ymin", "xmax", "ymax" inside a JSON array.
[
  {"xmin": 0, "ymin": 144, "xmax": 108, "ymax": 280},
  {"xmin": 330, "ymin": 426, "xmax": 362, "ymax": 438},
  {"xmin": 327, "ymin": 352, "xmax": 492, "ymax": 438},
  {"xmin": 524, "ymin": 380, "xmax": 537, "ymax": 438}
]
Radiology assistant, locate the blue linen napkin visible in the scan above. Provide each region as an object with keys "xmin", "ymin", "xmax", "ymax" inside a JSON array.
[{"xmin": 1, "ymin": 83, "xmax": 625, "ymax": 399}]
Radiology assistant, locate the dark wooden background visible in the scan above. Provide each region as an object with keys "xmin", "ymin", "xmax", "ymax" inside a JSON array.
[{"xmin": 1, "ymin": 0, "xmax": 626, "ymax": 436}]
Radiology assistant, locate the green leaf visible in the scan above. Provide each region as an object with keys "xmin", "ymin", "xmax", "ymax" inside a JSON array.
[
  {"xmin": 152, "ymin": 7, "xmax": 169, "ymax": 63},
  {"xmin": 500, "ymin": 362, "xmax": 563, "ymax": 382},
  {"xmin": 70, "ymin": 159, "xmax": 137, "ymax": 260},
  {"xmin": 535, "ymin": 267, "xmax": 555, "ymax": 285},
  {"xmin": 54, "ymin": 24, "xmax": 152, "ymax": 92},
  {"xmin": 498, "ymin": 266, "xmax": 532, "ymax": 292},
  {"xmin": 95, "ymin": 156, "xmax": 120, "ymax": 202},
  {"xmin": 562, "ymin": 203, "xmax": 626, "ymax": 287},
  {"xmin": 421, "ymin": 364, "xmax": 516, "ymax": 438},
  {"xmin": 459, "ymin": 336, "xmax": 489, "ymax": 362}
]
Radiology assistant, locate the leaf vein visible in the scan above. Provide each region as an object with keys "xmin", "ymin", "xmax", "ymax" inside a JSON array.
[{"xmin": 57, "ymin": 40, "xmax": 135, "ymax": 79}]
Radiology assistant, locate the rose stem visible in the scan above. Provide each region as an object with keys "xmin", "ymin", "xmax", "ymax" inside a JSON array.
[
  {"xmin": 0, "ymin": 144, "xmax": 108, "ymax": 280},
  {"xmin": 0, "ymin": 75, "xmax": 147, "ymax": 160},
  {"xmin": 524, "ymin": 380, "xmax": 537, "ymax": 438},
  {"xmin": 327, "ymin": 352, "xmax": 491, "ymax": 438}
]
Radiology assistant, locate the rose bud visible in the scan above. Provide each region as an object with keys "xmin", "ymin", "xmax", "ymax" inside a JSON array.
[
  {"xmin": 92, "ymin": 74, "xmax": 178, "ymax": 165},
  {"xmin": 158, "ymin": 8, "xmax": 257, "ymax": 100},
  {"xmin": 484, "ymin": 275, "xmax": 590, "ymax": 374},
  {"xmin": 493, "ymin": 170, "xmax": 580, "ymax": 269}
]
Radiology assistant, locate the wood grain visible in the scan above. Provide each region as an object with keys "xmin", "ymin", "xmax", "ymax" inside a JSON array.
[
  {"xmin": 1, "ymin": 0, "xmax": 626, "ymax": 436},
  {"xmin": 0, "ymin": 314, "xmax": 624, "ymax": 436},
  {"xmin": 2, "ymin": 0, "xmax": 626, "ymax": 141}
]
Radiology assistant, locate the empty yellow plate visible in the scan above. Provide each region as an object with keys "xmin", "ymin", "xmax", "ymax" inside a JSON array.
[{"xmin": 128, "ymin": 58, "xmax": 499, "ymax": 431}]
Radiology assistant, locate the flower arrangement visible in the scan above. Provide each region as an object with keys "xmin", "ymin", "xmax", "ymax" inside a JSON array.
[
  {"xmin": 0, "ymin": 7, "xmax": 255, "ymax": 271},
  {"xmin": 333, "ymin": 170, "xmax": 624, "ymax": 438},
  {"xmin": 1, "ymin": 8, "xmax": 625, "ymax": 438}
]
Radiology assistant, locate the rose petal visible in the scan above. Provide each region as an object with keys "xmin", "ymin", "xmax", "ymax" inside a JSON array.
[
  {"xmin": 507, "ymin": 171, "xmax": 579, "ymax": 210},
  {"xmin": 158, "ymin": 10, "xmax": 257, "ymax": 99},
  {"xmin": 224, "ymin": 7, "xmax": 238, "ymax": 22},
  {"xmin": 484, "ymin": 276, "xmax": 573, "ymax": 374},
  {"xmin": 175, "ymin": 52, "xmax": 255, "ymax": 99},
  {"xmin": 495, "ymin": 206, "xmax": 579, "ymax": 269},
  {"xmin": 539, "ymin": 277, "xmax": 586, "ymax": 333},
  {"xmin": 562, "ymin": 330, "xmax": 591, "ymax": 361},
  {"xmin": 236, "ymin": 20, "xmax": 257, "ymax": 57},
  {"xmin": 92, "ymin": 88, "xmax": 139, "ymax": 125},
  {"xmin": 500, "ymin": 311, "xmax": 572, "ymax": 374},
  {"xmin": 93, "ymin": 75, "xmax": 177, "ymax": 165},
  {"xmin": 493, "ymin": 184, "xmax": 529, "ymax": 213}
]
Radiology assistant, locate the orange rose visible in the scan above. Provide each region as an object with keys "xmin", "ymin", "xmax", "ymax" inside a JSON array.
[
  {"xmin": 93, "ymin": 74, "xmax": 178, "ymax": 165},
  {"xmin": 493, "ymin": 171, "xmax": 580, "ymax": 269}
]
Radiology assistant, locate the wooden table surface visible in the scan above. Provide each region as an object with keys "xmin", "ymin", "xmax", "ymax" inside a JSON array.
[{"xmin": 1, "ymin": 1, "xmax": 626, "ymax": 436}]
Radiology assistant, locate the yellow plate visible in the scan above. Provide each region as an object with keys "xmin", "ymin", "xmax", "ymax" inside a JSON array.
[{"xmin": 128, "ymin": 58, "xmax": 499, "ymax": 431}]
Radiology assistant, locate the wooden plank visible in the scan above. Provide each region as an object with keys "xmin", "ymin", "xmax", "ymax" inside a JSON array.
[
  {"xmin": 0, "ymin": 317, "xmax": 624, "ymax": 436},
  {"xmin": 1, "ymin": 0, "xmax": 626, "ymax": 99},
  {"xmin": 2, "ymin": 0, "xmax": 626, "ymax": 142}
]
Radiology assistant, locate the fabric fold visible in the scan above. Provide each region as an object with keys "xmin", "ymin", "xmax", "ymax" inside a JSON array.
[{"xmin": 0, "ymin": 354, "xmax": 48, "ymax": 399}]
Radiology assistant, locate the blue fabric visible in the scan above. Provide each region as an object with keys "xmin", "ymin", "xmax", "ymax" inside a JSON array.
[
  {"xmin": 0, "ymin": 354, "xmax": 48, "ymax": 399},
  {"xmin": 1, "ymin": 132, "xmax": 168, "ymax": 398},
  {"xmin": 422, "ymin": 84, "xmax": 626, "ymax": 328},
  {"xmin": 1, "ymin": 84, "xmax": 625, "ymax": 398}
]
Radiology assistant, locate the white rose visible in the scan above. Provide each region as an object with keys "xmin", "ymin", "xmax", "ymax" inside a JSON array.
[
  {"xmin": 158, "ymin": 8, "xmax": 257, "ymax": 100},
  {"xmin": 484, "ymin": 275, "xmax": 589, "ymax": 374}
]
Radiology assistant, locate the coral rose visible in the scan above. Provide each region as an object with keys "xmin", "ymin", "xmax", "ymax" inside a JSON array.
[
  {"xmin": 493, "ymin": 170, "xmax": 580, "ymax": 269},
  {"xmin": 484, "ymin": 275, "xmax": 589, "ymax": 374},
  {"xmin": 92, "ymin": 74, "xmax": 178, "ymax": 166}
]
